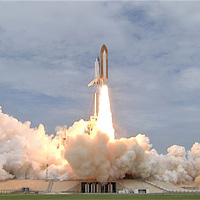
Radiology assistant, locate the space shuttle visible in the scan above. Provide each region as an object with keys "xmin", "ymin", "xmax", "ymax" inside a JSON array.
[
  {"xmin": 88, "ymin": 44, "xmax": 108, "ymax": 87},
  {"xmin": 87, "ymin": 44, "xmax": 108, "ymax": 135}
]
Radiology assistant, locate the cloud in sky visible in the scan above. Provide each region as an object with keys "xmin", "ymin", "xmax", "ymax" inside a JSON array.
[{"xmin": 0, "ymin": 1, "xmax": 200, "ymax": 153}]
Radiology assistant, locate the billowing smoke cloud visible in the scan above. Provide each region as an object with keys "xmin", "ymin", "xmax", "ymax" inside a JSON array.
[
  {"xmin": 1, "ymin": 105, "xmax": 200, "ymax": 185},
  {"xmin": 0, "ymin": 106, "xmax": 72, "ymax": 181}
]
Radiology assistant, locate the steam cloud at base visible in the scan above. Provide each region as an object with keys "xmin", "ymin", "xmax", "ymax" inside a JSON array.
[{"xmin": 1, "ymin": 106, "xmax": 200, "ymax": 185}]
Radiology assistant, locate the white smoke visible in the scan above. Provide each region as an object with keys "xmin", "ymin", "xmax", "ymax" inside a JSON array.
[
  {"xmin": 0, "ymin": 106, "xmax": 200, "ymax": 184},
  {"xmin": 0, "ymin": 106, "xmax": 71, "ymax": 181}
]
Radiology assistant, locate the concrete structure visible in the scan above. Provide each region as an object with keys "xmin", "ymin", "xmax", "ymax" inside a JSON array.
[
  {"xmin": 81, "ymin": 181, "xmax": 116, "ymax": 193},
  {"xmin": 0, "ymin": 179, "xmax": 199, "ymax": 194},
  {"xmin": 51, "ymin": 181, "xmax": 79, "ymax": 193},
  {"xmin": 0, "ymin": 180, "xmax": 50, "ymax": 193}
]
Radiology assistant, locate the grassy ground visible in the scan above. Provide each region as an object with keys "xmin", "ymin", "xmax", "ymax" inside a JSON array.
[{"xmin": 0, "ymin": 194, "xmax": 200, "ymax": 200}]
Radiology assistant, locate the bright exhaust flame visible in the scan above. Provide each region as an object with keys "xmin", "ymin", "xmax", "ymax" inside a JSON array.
[{"xmin": 96, "ymin": 85, "xmax": 115, "ymax": 141}]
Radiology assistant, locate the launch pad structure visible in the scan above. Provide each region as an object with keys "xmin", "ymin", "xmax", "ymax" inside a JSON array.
[
  {"xmin": 87, "ymin": 44, "xmax": 109, "ymax": 135},
  {"xmin": 0, "ymin": 179, "xmax": 199, "ymax": 194},
  {"xmin": 88, "ymin": 93, "xmax": 98, "ymax": 134}
]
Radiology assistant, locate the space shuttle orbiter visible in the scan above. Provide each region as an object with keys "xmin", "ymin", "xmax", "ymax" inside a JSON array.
[{"xmin": 88, "ymin": 44, "xmax": 108, "ymax": 87}]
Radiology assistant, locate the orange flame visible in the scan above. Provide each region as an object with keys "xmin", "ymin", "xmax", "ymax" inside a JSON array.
[{"xmin": 96, "ymin": 85, "xmax": 115, "ymax": 141}]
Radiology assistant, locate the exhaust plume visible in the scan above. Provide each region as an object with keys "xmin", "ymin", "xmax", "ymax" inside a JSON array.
[{"xmin": 96, "ymin": 85, "xmax": 115, "ymax": 141}]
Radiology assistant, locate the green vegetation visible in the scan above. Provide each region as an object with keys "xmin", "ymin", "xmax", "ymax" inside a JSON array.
[{"xmin": 0, "ymin": 194, "xmax": 200, "ymax": 200}]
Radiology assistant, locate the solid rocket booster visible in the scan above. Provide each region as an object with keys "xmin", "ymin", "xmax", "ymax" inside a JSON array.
[
  {"xmin": 100, "ymin": 44, "xmax": 108, "ymax": 84},
  {"xmin": 88, "ymin": 44, "xmax": 108, "ymax": 87}
]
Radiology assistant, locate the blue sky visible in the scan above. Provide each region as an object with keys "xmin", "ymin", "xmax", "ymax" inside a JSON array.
[{"xmin": 0, "ymin": 1, "xmax": 200, "ymax": 153}]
